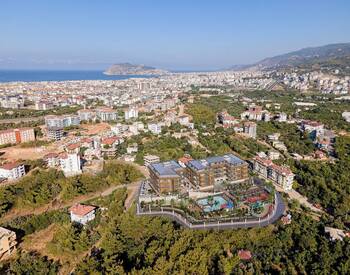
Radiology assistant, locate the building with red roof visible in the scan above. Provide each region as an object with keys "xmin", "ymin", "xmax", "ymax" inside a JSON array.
[
  {"xmin": 69, "ymin": 204, "xmax": 96, "ymax": 225},
  {"xmin": 252, "ymin": 155, "xmax": 294, "ymax": 191},
  {"xmin": 238, "ymin": 250, "xmax": 252, "ymax": 261},
  {"xmin": 0, "ymin": 162, "xmax": 25, "ymax": 180}
]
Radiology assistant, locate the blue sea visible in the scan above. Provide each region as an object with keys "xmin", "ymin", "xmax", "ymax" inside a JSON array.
[{"xmin": 0, "ymin": 70, "xmax": 156, "ymax": 83}]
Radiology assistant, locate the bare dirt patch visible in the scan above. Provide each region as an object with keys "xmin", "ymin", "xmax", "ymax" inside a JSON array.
[
  {"xmin": 21, "ymin": 224, "xmax": 58, "ymax": 253},
  {"xmin": 0, "ymin": 143, "xmax": 60, "ymax": 162},
  {"xmin": 79, "ymin": 122, "xmax": 111, "ymax": 135}
]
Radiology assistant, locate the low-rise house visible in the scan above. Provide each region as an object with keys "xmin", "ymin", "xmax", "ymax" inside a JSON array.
[
  {"xmin": 268, "ymin": 150, "xmax": 280, "ymax": 160},
  {"xmin": 300, "ymin": 120, "xmax": 324, "ymax": 134},
  {"xmin": 101, "ymin": 136, "xmax": 123, "ymax": 157},
  {"xmin": 238, "ymin": 250, "xmax": 252, "ymax": 261},
  {"xmin": 0, "ymin": 227, "xmax": 17, "ymax": 260},
  {"xmin": 69, "ymin": 204, "xmax": 96, "ymax": 225},
  {"xmin": 0, "ymin": 162, "xmax": 25, "ymax": 180}
]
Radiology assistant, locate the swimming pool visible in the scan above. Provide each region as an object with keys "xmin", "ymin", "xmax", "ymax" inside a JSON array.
[{"xmin": 197, "ymin": 195, "xmax": 233, "ymax": 212}]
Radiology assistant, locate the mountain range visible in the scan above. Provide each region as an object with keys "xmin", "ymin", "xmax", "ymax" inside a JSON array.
[{"xmin": 230, "ymin": 42, "xmax": 350, "ymax": 71}]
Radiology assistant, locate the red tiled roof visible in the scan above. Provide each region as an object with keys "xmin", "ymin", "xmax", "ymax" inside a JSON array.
[
  {"xmin": 178, "ymin": 156, "xmax": 193, "ymax": 164},
  {"xmin": 67, "ymin": 143, "xmax": 81, "ymax": 150},
  {"xmin": 0, "ymin": 162, "xmax": 22, "ymax": 170},
  {"xmin": 238, "ymin": 250, "xmax": 252, "ymax": 260},
  {"xmin": 59, "ymin": 152, "xmax": 68, "ymax": 159},
  {"xmin": 44, "ymin": 153, "xmax": 59, "ymax": 159},
  {"xmin": 102, "ymin": 136, "xmax": 118, "ymax": 145},
  {"xmin": 69, "ymin": 204, "xmax": 96, "ymax": 216}
]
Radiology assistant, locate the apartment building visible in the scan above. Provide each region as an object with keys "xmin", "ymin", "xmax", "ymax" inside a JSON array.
[
  {"xmin": 45, "ymin": 114, "xmax": 80, "ymax": 128},
  {"xmin": 0, "ymin": 162, "xmax": 26, "ymax": 180},
  {"xmin": 241, "ymin": 106, "xmax": 263, "ymax": 121},
  {"xmin": 96, "ymin": 107, "xmax": 118, "ymax": 121},
  {"xmin": 47, "ymin": 127, "xmax": 64, "ymax": 141},
  {"xmin": 35, "ymin": 100, "xmax": 54, "ymax": 110},
  {"xmin": 144, "ymin": 155, "xmax": 160, "ymax": 167},
  {"xmin": 243, "ymin": 121, "xmax": 257, "ymax": 139},
  {"xmin": 59, "ymin": 152, "xmax": 82, "ymax": 177},
  {"xmin": 124, "ymin": 106, "xmax": 139, "ymax": 120},
  {"xmin": 149, "ymin": 160, "xmax": 185, "ymax": 193},
  {"xmin": 77, "ymin": 109, "xmax": 96, "ymax": 121},
  {"xmin": 0, "ymin": 227, "xmax": 17, "ymax": 260},
  {"xmin": 252, "ymin": 156, "xmax": 294, "ymax": 191},
  {"xmin": 148, "ymin": 154, "xmax": 249, "ymax": 194},
  {"xmin": 185, "ymin": 154, "xmax": 249, "ymax": 190},
  {"xmin": 0, "ymin": 128, "xmax": 35, "ymax": 145}
]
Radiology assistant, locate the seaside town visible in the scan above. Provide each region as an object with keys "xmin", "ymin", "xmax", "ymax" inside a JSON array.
[
  {"xmin": 2, "ymin": 0, "xmax": 350, "ymax": 273},
  {"xmin": 0, "ymin": 68, "xmax": 349, "ymax": 261}
]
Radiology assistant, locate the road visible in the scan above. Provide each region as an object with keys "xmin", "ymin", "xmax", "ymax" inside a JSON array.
[{"xmin": 254, "ymin": 177, "xmax": 323, "ymax": 214}]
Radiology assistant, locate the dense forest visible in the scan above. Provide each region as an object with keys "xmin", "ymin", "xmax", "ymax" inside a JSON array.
[{"xmin": 2, "ymin": 190, "xmax": 349, "ymax": 274}]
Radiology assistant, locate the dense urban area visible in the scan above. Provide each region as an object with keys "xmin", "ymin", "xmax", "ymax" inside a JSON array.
[{"xmin": 0, "ymin": 66, "xmax": 349, "ymax": 274}]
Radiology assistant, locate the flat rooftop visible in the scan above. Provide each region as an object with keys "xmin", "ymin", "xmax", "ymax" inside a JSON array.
[
  {"xmin": 187, "ymin": 154, "xmax": 245, "ymax": 171},
  {"xmin": 149, "ymin": 160, "xmax": 182, "ymax": 178}
]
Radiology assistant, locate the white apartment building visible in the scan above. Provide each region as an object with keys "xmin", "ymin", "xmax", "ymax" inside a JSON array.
[
  {"xmin": 243, "ymin": 121, "xmax": 257, "ymax": 139},
  {"xmin": 125, "ymin": 107, "xmax": 139, "ymax": 120},
  {"xmin": 96, "ymin": 107, "xmax": 118, "ymax": 121},
  {"xmin": 0, "ymin": 162, "xmax": 26, "ymax": 180},
  {"xmin": 59, "ymin": 153, "xmax": 82, "ymax": 177},
  {"xmin": 77, "ymin": 109, "xmax": 96, "ymax": 121},
  {"xmin": 45, "ymin": 115, "xmax": 80, "ymax": 128}
]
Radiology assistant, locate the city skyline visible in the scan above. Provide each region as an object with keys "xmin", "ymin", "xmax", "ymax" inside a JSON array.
[{"xmin": 1, "ymin": 0, "xmax": 350, "ymax": 70}]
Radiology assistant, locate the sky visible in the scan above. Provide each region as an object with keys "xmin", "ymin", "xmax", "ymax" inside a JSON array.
[{"xmin": 1, "ymin": 0, "xmax": 350, "ymax": 70}]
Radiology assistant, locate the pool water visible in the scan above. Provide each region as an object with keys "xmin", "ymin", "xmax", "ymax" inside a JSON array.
[{"xmin": 197, "ymin": 195, "xmax": 234, "ymax": 212}]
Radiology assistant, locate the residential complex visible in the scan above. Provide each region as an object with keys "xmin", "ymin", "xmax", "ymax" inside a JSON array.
[{"xmin": 149, "ymin": 154, "xmax": 249, "ymax": 194}]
